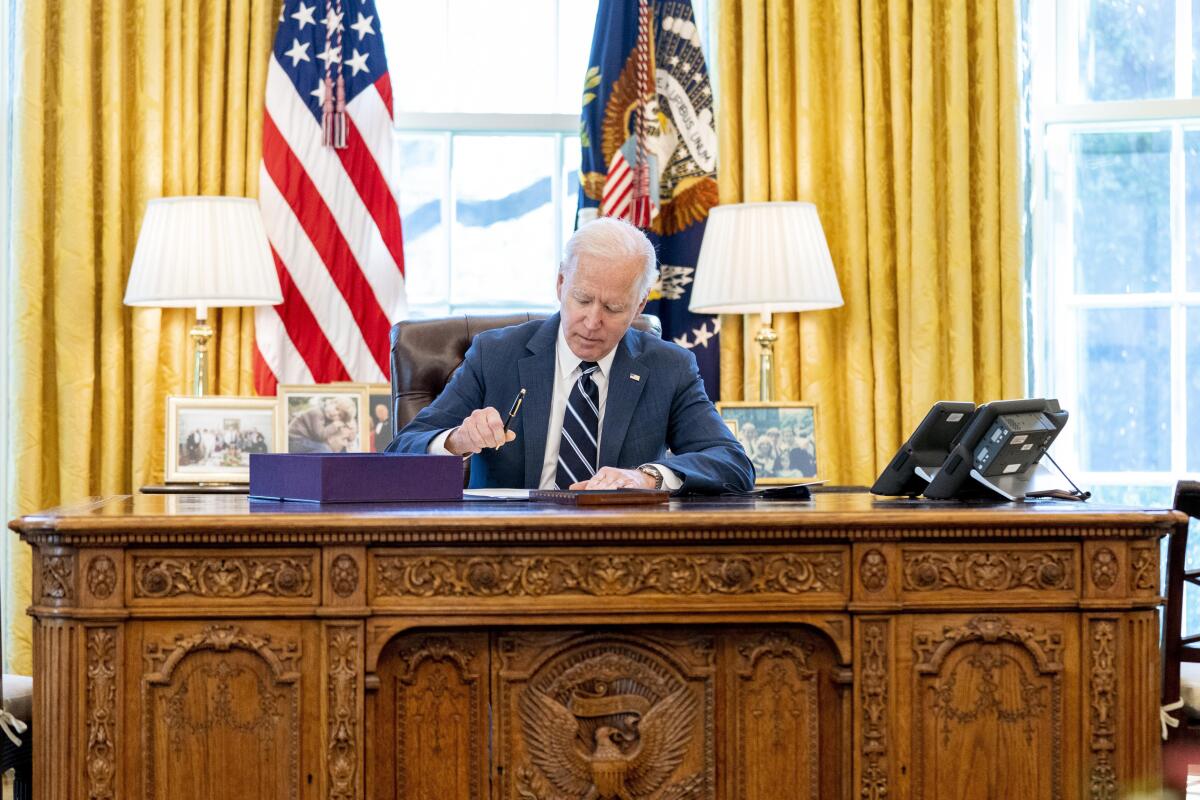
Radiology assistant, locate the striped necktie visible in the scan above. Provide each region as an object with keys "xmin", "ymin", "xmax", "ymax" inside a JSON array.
[{"xmin": 555, "ymin": 361, "xmax": 600, "ymax": 489}]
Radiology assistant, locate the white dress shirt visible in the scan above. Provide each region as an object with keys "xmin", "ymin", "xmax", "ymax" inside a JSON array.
[{"xmin": 429, "ymin": 323, "xmax": 681, "ymax": 490}]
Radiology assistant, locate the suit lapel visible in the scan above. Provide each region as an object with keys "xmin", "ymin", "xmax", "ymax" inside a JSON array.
[
  {"xmin": 599, "ymin": 329, "xmax": 647, "ymax": 469},
  {"xmin": 518, "ymin": 315, "xmax": 560, "ymax": 487}
]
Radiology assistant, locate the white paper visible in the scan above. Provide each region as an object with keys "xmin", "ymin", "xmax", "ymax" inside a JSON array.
[{"xmin": 463, "ymin": 488, "xmax": 531, "ymax": 500}]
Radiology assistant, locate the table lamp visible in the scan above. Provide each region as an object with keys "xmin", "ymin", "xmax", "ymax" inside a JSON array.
[
  {"xmin": 689, "ymin": 201, "xmax": 844, "ymax": 401},
  {"xmin": 124, "ymin": 196, "xmax": 283, "ymax": 396}
]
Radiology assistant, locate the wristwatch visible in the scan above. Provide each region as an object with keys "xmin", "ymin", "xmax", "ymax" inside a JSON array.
[{"xmin": 637, "ymin": 464, "xmax": 664, "ymax": 490}]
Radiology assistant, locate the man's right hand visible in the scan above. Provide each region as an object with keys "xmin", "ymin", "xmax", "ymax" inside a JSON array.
[{"xmin": 445, "ymin": 407, "xmax": 516, "ymax": 455}]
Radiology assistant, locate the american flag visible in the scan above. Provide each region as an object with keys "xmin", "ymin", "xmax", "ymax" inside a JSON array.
[{"xmin": 255, "ymin": 0, "xmax": 406, "ymax": 395}]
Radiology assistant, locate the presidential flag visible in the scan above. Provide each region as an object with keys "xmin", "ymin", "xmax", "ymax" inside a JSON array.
[
  {"xmin": 255, "ymin": 0, "xmax": 407, "ymax": 395},
  {"xmin": 578, "ymin": 0, "xmax": 720, "ymax": 399}
]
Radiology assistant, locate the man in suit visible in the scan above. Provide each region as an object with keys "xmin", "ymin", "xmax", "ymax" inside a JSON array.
[{"xmin": 388, "ymin": 217, "xmax": 754, "ymax": 494}]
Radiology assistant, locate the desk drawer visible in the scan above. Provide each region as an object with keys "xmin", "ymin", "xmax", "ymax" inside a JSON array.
[{"xmin": 127, "ymin": 549, "xmax": 320, "ymax": 607}]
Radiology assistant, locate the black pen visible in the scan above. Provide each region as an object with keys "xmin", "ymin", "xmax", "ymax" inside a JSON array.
[{"xmin": 502, "ymin": 388, "xmax": 526, "ymax": 433}]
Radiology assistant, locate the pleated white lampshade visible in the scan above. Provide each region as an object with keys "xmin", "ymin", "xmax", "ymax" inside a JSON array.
[
  {"xmin": 124, "ymin": 196, "xmax": 282, "ymax": 311},
  {"xmin": 689, "ymin": 202, "xmax": 843, "ymax": 316}
]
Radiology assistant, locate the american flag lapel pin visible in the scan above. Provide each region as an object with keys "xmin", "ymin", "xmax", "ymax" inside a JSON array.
[{"xmin": 630, "ymin": 373, "xmax": 641, "ymax": 381}]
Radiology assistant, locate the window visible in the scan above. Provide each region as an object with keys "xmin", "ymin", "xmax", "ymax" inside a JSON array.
[
  {"xmin": 1025, "ymin": 0, "xmax": 1200, "ymax": 508},
  {"xmin": 380, "ymin": 0, "xmax": 712, "ymax": 317},
  {"xmin": 380, "ymin": 0, "xmax": 597, "ymax": 316}
]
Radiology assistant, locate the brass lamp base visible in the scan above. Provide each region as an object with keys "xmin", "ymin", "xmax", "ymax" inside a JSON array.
[
  {"xmin": 755, "ymin": 324, "xmax": 778, "ymax": 402},
  {"xmin": 190, "ymin": 310, "xmax": 213, "ymax": 397}
]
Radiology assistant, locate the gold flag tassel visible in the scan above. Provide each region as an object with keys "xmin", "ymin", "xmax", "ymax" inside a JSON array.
[
  {"xmin": 630, "ymin": 0, "xmax": 654, "ymax": 229},
  {"xmin": 321, "ymin": 0, "xmax": 348, "ymax": 149}
]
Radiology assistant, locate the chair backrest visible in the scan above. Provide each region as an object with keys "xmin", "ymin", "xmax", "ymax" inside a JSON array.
[
  {"xmin": 388, "ymin": 312, "xmax": 662, "ymax": 434},
  {"xmin": 1163, "ymin": 480, "xmax": 1200, "ymax": 704}
]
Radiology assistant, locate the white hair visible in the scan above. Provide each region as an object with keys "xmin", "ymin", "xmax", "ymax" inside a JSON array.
[{"xmin": 561, "ymin": 217, "xmax": 658, "ymax": 297}]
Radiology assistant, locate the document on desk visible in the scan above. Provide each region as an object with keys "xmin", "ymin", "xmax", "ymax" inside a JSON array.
[{"xmin": 462, "ymin": 488, "xmax": 532, "ymax": 500}]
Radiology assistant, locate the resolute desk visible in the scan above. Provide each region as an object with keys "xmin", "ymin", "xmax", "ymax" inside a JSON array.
[{"xmin": 10, "ymin": 493, "xmax": 1184, "ymax": 799}]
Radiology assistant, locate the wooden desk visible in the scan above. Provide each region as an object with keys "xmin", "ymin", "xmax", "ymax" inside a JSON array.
[{"xmin": 10, "ymin": 493, "xmax": 1184, "ymax": 800}]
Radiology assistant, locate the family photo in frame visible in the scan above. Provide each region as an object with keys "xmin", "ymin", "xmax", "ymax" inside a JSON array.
[
  {"xmin": 277, "ymin": 385, "xmax": 370, "ymax": 454},
  {"xmin": 716, "ymin": 401, "xmax": 820, "ymax": 484},
  {"xmin": 165, "ymin": 396, "xmax": 278, "ymax": 483}
]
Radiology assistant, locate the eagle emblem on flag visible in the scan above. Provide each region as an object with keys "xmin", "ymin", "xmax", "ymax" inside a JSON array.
[{"xmin": 578, "ymin": 0, "xmax": 722, "ymax": 398}]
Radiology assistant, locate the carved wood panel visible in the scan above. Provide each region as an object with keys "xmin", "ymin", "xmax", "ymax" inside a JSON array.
[
  {"xmin": 139, "ymin": 624, "xmax": 305, "ymax": 800},
  {"xmin": 500, "ymin": 630, "xmax": 713, "ymax": 800},
  {"xmin": 909, "ymin": 614, "xmax": 1078, "ymax": 800},
  {"xmin": 371, "ymin": 632, "xmax": 490, "ymax": 800},
  {"xmin": 728, "ymin": 628, "xmax": 847, "ymax": 800},
  {"xmin": 370, "ymin": 625, "xmax": 848, "ymax": 800}
]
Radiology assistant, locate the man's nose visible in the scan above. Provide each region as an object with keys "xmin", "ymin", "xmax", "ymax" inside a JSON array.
[{"xmin": 583, "ymin": 308, "xmax": 603, "ymax": 329}]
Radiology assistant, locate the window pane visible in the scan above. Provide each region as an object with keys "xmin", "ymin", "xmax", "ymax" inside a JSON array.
[
  {"xmin": 397, "ymin": 134, "xmax": 450, "ymax": 310},
  {"xmin": 562, "ymin": 135, "xmax": 581, "ymax": 251},
  {"xmin": 1196, "ymin": 0, "xmax": 1200, "ymax": 96},
  {"xmin": 1086, "ymin": 484, "xmax": 1173, "ymax": 507},
  {"xmin": 1072, "ymin": 130, "xmax": 1170, "ymax": 294},
  {"xmin": 384, "ymin": 0, "xmax": 561, "ymax": 113},
  {"xmin": 1191, "ymin": 307, "xmax": 1200, "ymax": 472},
  {"xmin": 448, "ymin": 0, "xmax": 555, "ymax": 113},
  {"xmin": 451, "ymin": 136, "xmax": 558, "ymax": 308},
  {"xmin": 1189, "ymin": 131, "xmax": 1200, "ymax": 291},
  {"xmin": 385, "ymin": 3, "xmax": 450, "ymax": 113},
  {"xmin": 1074, "ymin": 0, "xmax": 1175, "ymax": 101},
  {"xmin": 1077, "ymin": 307, "xmax": 1170, "ymax": 471},
  {"xmin": 557, "ymin": 0, "xmax": 601, "ymax": 113}
]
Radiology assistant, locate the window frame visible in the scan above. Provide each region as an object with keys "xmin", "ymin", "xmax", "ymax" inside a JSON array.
[
  {"xmin": 392, "ymin": 112, "xmax": 579, "ymax": 318},
  {"xmin": 383, "ymin": 0, "xmax": 717, "ymax": 319},
  {"xmin": 1026, "ymin": 0, "xmax": 1200, "ymax": 496}
]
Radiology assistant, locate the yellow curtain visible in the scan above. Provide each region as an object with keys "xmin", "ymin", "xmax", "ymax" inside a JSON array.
[
  {"xmin": 716, "ymin": 0, "xmax": 1024, "ymax": 485},
  {"xmin": 4, "ymin": 0, "xmax": 277, "ymax": 674}
]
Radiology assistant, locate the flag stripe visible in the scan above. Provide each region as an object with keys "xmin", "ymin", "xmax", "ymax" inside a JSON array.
[
  {"xmin": 258, "ymin": 167, "xmax": 385, "ymax": 381},
  {"xmin": 337, "ymin": 113, "xmax": 406, "ymax": 278},
  {"xmin": 375, "ymin": 71, "xmax": 394, "ymax": 117},
  {"xmin": 347, "ymin": 79, "xmax": 401, "ymax": 200},
  {"xmin": 265, "ymin": 59, "xmax": 406, "ymax": 321},
  {"xmin": 256, "ymin": 2, "xmax": 406, "ymax": 392},
  {"xmin": 268, "ymin": 249, "xmax": 352, "ymax": 382},
  {"xmin": 261, "ymin": 110, "xmax": 393, "ymax": 377}
]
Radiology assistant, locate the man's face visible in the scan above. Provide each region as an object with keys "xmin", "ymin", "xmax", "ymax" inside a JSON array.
[{"xmin": 557, "ymin": 252, "xmax": 648, "ymax": 362}]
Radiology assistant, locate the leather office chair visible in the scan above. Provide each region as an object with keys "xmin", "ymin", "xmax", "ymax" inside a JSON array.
[
  {"xmin": 1162, "ymin": 480, "xmax": 1200, "ymax": 792},
  {"xmin": 388, "ymin": 312, "xmax": 662, "ymax": 435}
]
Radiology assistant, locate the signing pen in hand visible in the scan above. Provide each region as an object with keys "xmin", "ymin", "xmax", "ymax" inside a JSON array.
[{"xmin": 502, "ymin": 388, "xmax": 526, "ymax": 434}]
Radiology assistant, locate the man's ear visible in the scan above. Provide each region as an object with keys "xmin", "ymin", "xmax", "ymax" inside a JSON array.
[
  {"xmin": 636, "ymin": 292, "xmax": 649, "ymax": 315},
  {"xmin": 556, "ymin": 269, "xmax": 565, "ymax": 301}
]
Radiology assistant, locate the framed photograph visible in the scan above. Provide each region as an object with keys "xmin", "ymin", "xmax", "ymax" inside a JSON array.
[
  {"xmin": 165, "ymin": 396, "xmax": 279, "ymax": 483},
  {"xmin": 277, "ymin": 385, "xmax": 371, "ymax": 454},
  {"xmin": 716, "ymin": 401, "xmax": 821, "ymax": 484},
  {"xmin": 366, "ymin": 383, "xmax": 393, "ymax": 452}
]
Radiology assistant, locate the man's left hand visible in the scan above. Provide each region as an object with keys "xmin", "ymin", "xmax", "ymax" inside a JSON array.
[{"xmin": 570, "ymin": 467, "xmax": 655, "ymax": 490}]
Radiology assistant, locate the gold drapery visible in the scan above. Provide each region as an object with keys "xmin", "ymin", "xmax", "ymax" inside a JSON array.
[
  {"xmin": 4, "ymin": 0, "xmax": 277, "ymax": 674},
  {"xmin": 715, "ymin": 0, "xmax": 1025, "ymax": 485}
]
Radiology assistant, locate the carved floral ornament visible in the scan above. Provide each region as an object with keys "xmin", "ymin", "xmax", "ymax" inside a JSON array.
[
  {"xmin": 134, "ymin": 556, "xmax": 314, "ymax": 599},
  {"xmin": 859, "ymin": 549, "xmax": 888, "ymax": 592},
  {"xmin": 902, "ymin": 551, "xmax": 1073, "ymax": 592},
  {"xmin": 86, "ymin": 628, "xmax": 118, "ymax": 800},
  {"xmin": 41, "ymin": 553, "xmax": 75, "ymax": 601},
  {"xmin": 375, "ymin": 551, "xmax": 843, "ymax": 598},
  {"xmin": 87, "ymin": 555, "xmax": 117, "ymax": 599},
  {"xmin": 914, "ymin": 615, "xmax": 1065, "ymax": 675},
  {"xmin": 330, "ymin": 554, "xmax": 359, "ymax": 597},
  {"xmin": 327, "ymin": 627, "xmax": 359, "ymax": 800},
  {"xmin": 1091, "ymin": 548, "xmax": 1119, "ymax": 590}
]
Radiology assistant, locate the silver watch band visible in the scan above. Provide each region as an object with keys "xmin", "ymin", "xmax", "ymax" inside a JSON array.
[{"xmin": 637, "ymin": 464, "xmax": 664, "ymax": 490}]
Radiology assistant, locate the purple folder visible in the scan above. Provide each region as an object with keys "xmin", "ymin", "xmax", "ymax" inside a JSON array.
[{"xmin": 248, "ymin": 453, "xmax": 463, "ymax": 503}]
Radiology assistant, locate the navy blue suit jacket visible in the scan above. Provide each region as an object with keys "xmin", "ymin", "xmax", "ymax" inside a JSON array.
[{"xmin": 387, "ymin": 314, "xmax": 754, "ymax": 493}]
